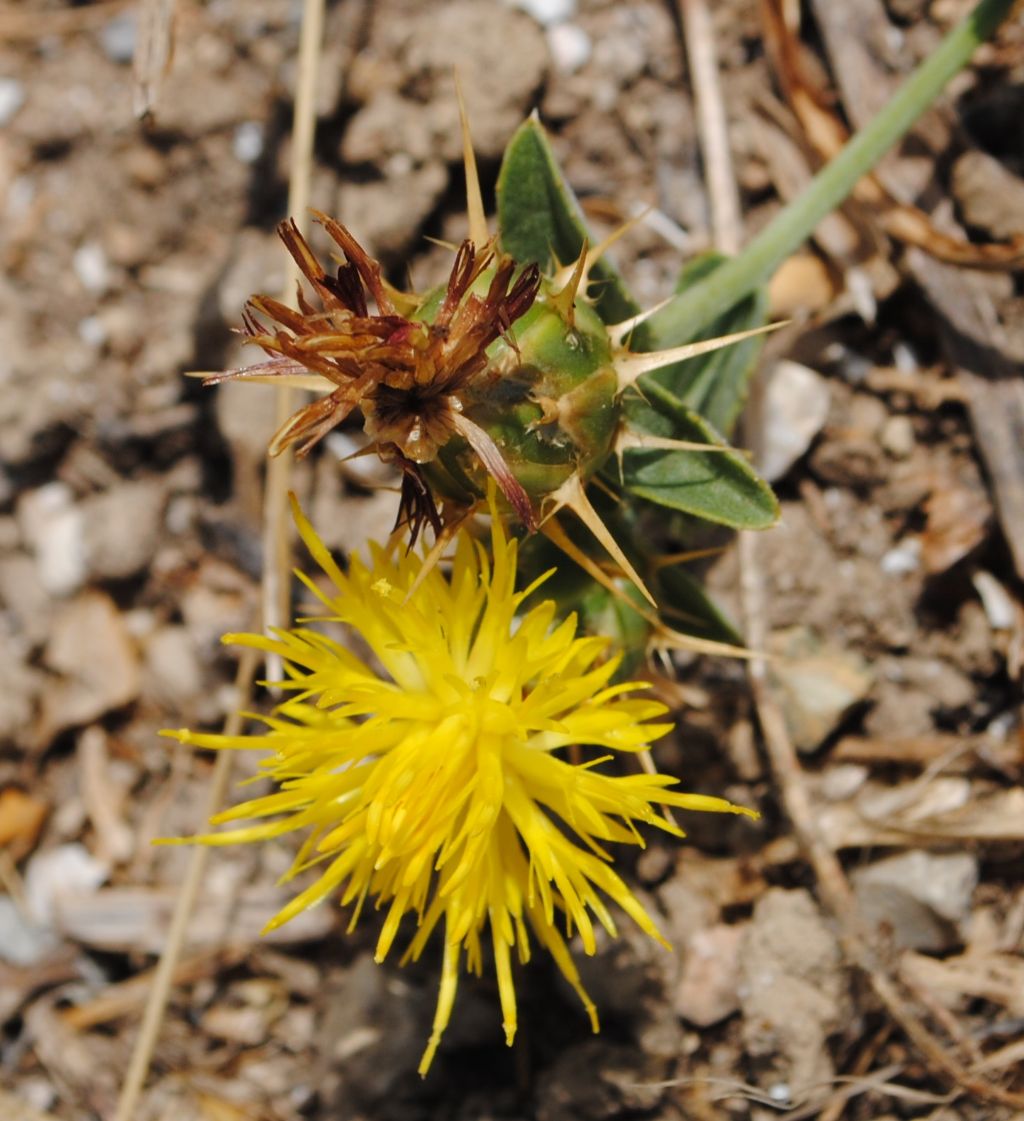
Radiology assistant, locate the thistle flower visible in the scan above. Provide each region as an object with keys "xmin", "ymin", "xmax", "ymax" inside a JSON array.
[
  {"xmin": 164, "ymin": 497, "xmax": 756, "ymax": 1074},
  {"xmin": 201, "ymin": 103, "xmax": 776, "ymax": 599},
  {"xmin": 209, "ymin": 215, "xmax": 541, "ymax": 540}
]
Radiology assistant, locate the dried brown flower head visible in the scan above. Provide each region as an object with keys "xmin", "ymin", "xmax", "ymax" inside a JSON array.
[{"xmin": 207, "ymin": 213, "xmax": 540, "ymax": 539}]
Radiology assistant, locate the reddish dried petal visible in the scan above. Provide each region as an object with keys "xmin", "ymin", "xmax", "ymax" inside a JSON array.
[{"xmin": 452, "ymin": 413, "xmax": 536, "ymax": 531}]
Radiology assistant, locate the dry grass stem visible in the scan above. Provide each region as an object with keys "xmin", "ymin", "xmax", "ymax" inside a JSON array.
[
  {"xmin": 112, "ymin": 650, "xmax": 258, "ymax": 1121},
  {"xmin": 113, "ymin": 0, "xmax": 327, "ymax": 1114}
]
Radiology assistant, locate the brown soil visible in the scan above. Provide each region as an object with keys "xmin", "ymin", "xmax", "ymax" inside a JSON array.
[{"xmin": 2, "ymin": 2, "xmax": 1023, "ymax": 1119}]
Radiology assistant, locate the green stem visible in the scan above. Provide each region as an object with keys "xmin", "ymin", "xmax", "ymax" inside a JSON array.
[{"xmin": 650, "ymin": 0, "xmax": 1015, "ymax": 345}]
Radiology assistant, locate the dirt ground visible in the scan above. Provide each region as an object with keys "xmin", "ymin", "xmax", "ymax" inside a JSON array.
[{"xmin": 2, "ymin": 1, "xmax": 1024, "ymax": 1119}]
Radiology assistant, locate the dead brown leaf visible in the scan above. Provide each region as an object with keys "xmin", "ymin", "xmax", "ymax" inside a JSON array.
[
  {"xmin": 902, "ymin": 949, "xmax": 1024, "ymax": 1016},
  {"xmin": 919, "ymin": 471, "xmax": 992, "ymax": 574},
  {"xmin": 0, "ymin": 787, "xmax": 49, "ymax": 859}
]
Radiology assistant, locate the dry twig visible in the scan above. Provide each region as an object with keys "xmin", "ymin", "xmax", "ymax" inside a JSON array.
[{"xmin": 113, "ymin": 0, "xmax": 327, "ymax": 1115}]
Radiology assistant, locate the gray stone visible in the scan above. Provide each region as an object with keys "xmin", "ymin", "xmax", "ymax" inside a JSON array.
[
  {"xmin": 0, "ymin": 78, "xmax": 25, "ymax": 126},
  {"xmin": 81, "ymin": 479, "xmax": 166, "ymax": 581},
  {"xmin": 16, "ymin": 483, "xmax": 86, "ymax": 597},
  {"xmin": 675, "ymin": 922, "xmax": 744, "ymax": 1027},
  {"xmin": 0, "ymin": 553, "xmax": 53, "ymax": 648},
  {"xmin": 0, "ymin": 897, "xmax": 57, "ymax": 967},
  {"xmin": 740, "ymin": 889, "xmax": 847, "ymax": 1096},
  {"xmin": 851, "ymin": 850, "xmax": 978, "ymax": 952},
  {"xmin": 508, "ymin": 0, "xmax": 577, "ymax": 26},
  {"xmin": 769, "ymin": 627, "xmax": 873, "ymax": 753},
  {"xmin": 39, "ymin": 591, "xmax": 141, "ymax": 740},
  {"xmin": 548, "ymin": 24, "xmax": 592, "ymax": 73},
  {"xmin": 99, "ymin": 13, "xmax": 136, "ymax": 63},
  {"xmin": 338, "ymin": 161, "xmax": 448, "ymax": 260},
  {"xmin": 759, "ymin": 361, "xmax": 832, "ymax": 483},
  {"xmin": 953, "ymin": 150, "xmax": 1024, "ymax": 241}
]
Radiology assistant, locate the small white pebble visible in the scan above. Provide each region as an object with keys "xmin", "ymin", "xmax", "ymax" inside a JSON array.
[
  {"xmin": 99, "ymin": 14, "xmax": 136, "ymax": 63},
  {"xmin": 78, "ymin": 316, "xmax": 107, "ymax": 347},
  {"xmin": 892, "ymin": 340, "xmax": 919, "ymax": 373},
  {"xmin": 880, "ymin": 414, "xmax": 915, "ymax": 459},
  {"xmin": 972, "ymin": 570, "xmax": 1016, "ymax": 630},
  {"xmin": 821, "ymin": 763, "xmax": 868, "ymax": 802},
  {"xmin": 768, "ymin": 1083, "xmax": 792, "ymax": 1104},
  {"xmin": 508, "ymin": 0, "xmax": 576, "ymax": 27},
  {"xmin": 25, "ymin": 843, "xmax": 108, "ymax": 926},
  {"xmin": 73, "ymin": 242, "xmax": 110, "ymax": 295},
  {"xmin": 384, "ymin": 152, "xmax": 414, "ymax": 177},
  {"xmin": 547, "ymin": 23, "xmax": 591, "ymax": 73},
  {"xmin": 233, "ymin": 121, "xmax": 264, "ymax": 164},
  {"xmin": 0, "ymin": 77, "xmax": 25, "ymax": 125},
  {"xmin": 17, "ymin": 482, "xmax": 87, "ymax": 597},
  {"xmin": 880, "ymin": 538, "xmax": 921, "ymax": 576}
]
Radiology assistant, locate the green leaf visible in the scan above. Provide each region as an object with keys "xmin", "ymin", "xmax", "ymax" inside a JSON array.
[
  {"xmin": 578, "ymin": 583, "xmax": 653, "ymax": 677},
  {"xmin": 646, "ymin": 252, "xmax": 767, "ymax": 437},
  {"xmin": 656, "ymin": 564, "xmax": 743, "ymax": 646},
  {"xmin": 622, "ymin": 392, "xmax": 779, "ymax": 530},
  {"xmin": 495, "ymin": 115, "xmax": 639, "ymax": 325}
]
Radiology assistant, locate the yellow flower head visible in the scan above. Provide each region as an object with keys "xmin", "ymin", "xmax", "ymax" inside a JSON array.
[{"xmin": 165, "ymin": 501, "xmax": 755, "ymax": 1074}]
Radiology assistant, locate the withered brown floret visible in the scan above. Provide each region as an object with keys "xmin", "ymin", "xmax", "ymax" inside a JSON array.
[{"xmin": 207, "ymin": 212, "xmax": 540, "ymax": 537}]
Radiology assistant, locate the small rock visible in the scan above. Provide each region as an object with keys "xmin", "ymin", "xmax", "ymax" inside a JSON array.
[
  {"xmin": 820, "ymin": 764, "xmax": 869, "ymax": 805},
  {"xmin": 769, "ymin": 627, "xmax": 873, "ymax": 753},
  {"xmin": 0, "ymin": 655, "xmax": 42, "ymax": 749},
  {"xmin": 548, "ymin": 24, "xmax": 592, "ymax": 73},
  {"xmin": 851, "ymin": 850, "xmax": 978, "ymax": 952},
  {"xmin": 99, "ymin": 13, "xmax": 136, "ymax": 63},
  {"xmin": 0, "ymin": 553, "xmax": 53, "ymax": 648},
  {"xmin": 180, "ymin": 560, "xmax": 257, "ymax": 658},
  {"xmin": 0, "ymin": 897, "xmax": 57, "ymax": 966},
  {"xmin": 338, "ymin": 161, "xmax": 448, "ymax": 259},
  {"xmin": 952, "ymin": 150, "xmax": 1024, "ymax": 241},
  {"xmin": 0, "ymin": 78, "xmax": 25, "ymax": 126},
  {"xmin": 39, "ymin": 590, "xmax": 141, "ymax": 740},
  {"xmin": 675, "ymin": 923, "xmax": 744, "ymax": 1027},
  {"xmin": 507, "ymin": 0, "xmax": 577, "ymax": 26},
  {"xmin": 24, "ymin": 842, "xmax": 108, "ymax": 926},
  {"xmin": 215, "ymin": 376, "xmax": 281, "ymax": 458},
  {"xmin": 16, "ymin": 483, "xmax": 87, "ymax": 597},
  {"xmin": 972, "ymin": 570, "xmax": 1016, "ymax": 630},
  {"xmin": 879, "ymin": 414, "xmax": 915, "ymax": 458},
  {"xmin": 233, "ymin": 120, "xmax": 264, "ymax": 163},
  {"xmin": 759, "ymin": 361, "xmax": 831, "ymax": 483},
  {"xmin": 218, "ymin": 228, "xmax": 286, "ymax": 324},
  {"xmin": 591, "ymin": 12, "xmax": 649, "ymax": 87},
  {"xmin": 880, "ymin": 538, "xmax": 921, "ymax": 575},
  {"xmin": 144, "ymin": 625, "xmax": 208, "ymax": 716},
  {"xmin": 405, "ymin": 2, "xmax": 548, "ymax": 161},
  {"xmin": 72, "ymin": 242, "xmax": 110, "ymax": 296},
  {"xmin": 740, "ymin": 889, "xmax": 847, "ymax": 1097},
  {"xmin": 658, "ymin": 877, "xmax": 718, "ymax": 949},
  {"xmin": 81, "ymin": 478, "xmax": 167, "ymax": 581},
  {"xmin": 342, "ymin": 91, "xmax": 435, "ymax": 166},
  {"xmin": 77, "ymin": 315, "xmax": 107, "ymax": 347}
]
